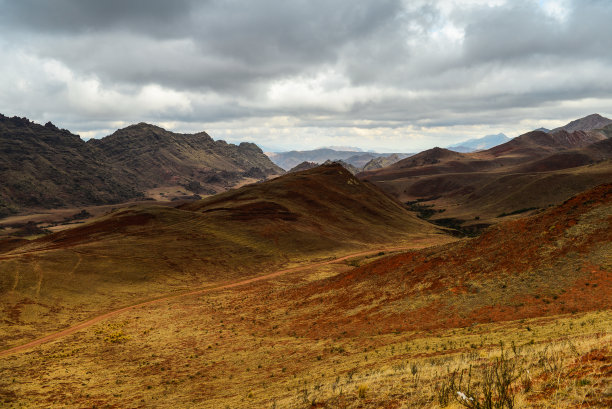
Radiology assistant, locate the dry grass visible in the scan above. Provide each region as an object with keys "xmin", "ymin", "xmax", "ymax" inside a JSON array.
[
  {"xmin": 0, "ymin": 252, "xmax": 609, "ymax": 408},
  {"xmin": 0, "ymin": 177, "xmax": 609, "ymax": 408},
  {"xmin": 0, "ymin": 164, "xmax": 450, "ymax": 349}
]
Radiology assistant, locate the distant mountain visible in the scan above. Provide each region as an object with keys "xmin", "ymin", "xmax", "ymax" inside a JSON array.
[
  {"xmin": 288, "ymin": 161, "xmax": 319, "ymax": 173},
  {"xmin": 318, "ymin": 146, "xmax": 363, "ymax": 152},
  {"xmin": 362, "ymin": 153, "xmax": 404, "ymax": 171},
  {"xmin": 267, "ymin": 148, "xmax": 409, "ymax": 171},
  {"xmin": 551, "ymin": 113, "xmax": 612, "ymax": 133},
  {"xmin": 89, "ymin": 123, "xmax": 283, "ymax": 194},
  {"xmin": 447, "ymin": 133, "xmax": 511, "ymax": 152},
  {"xmin": 0, "ymin": 115, "xmax": 141, "ymax": 218},
  {"xmin": 359, "ymin": 125, "xmax": 611, "ymax": 228},
  {"xmin": 489, "ymin": 129, "xmax": 606, "ymax": 156},
  {"xmin": 322, "ymin": 159, "xmax": 360, "ymax": 175},
  {"xmin": 345, "ymin": 152, "xmax": 411, "ymax": 169},
  {"xmin": 0, "ymin": 115, "xmax": 283, "ymax": 217}
]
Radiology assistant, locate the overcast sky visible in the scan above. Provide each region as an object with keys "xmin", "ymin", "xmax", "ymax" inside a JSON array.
[{"xmin": 1, "ymin": 0, "xmax": 610, "ymax": 152}]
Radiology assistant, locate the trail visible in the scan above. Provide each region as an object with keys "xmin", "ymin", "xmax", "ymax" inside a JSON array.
[
  {"xmin": 68, "ymin": 253, "xmax": 82, "ymax": 276},
  {"xmin": 34, "ymin": 261, "xmax": 43, "ymax": 297},
  {"xmin": 0, "ymin": 245, "xmax": 420, "ymax": 358}
]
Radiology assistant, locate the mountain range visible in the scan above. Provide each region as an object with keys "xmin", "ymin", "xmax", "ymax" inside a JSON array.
[
  {"xmin": 446, "ymin": 133, "xmax": 511, "ymax": 152},
  {"xmin": 359, "ymin": 114, "xmax": 612, "ymax": 233},
  {"xmin": 266, "ymin": 148, "xmax": 411, "ymax": 171},
  {"xmin": 0, "ymin": 115, "xmax": 282, "ymax": 217}
]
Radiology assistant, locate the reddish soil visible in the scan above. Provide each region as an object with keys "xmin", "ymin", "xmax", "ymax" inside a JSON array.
[{"xmin": 280, "ymin": 184, "xmax": 612, "ymax": 337}]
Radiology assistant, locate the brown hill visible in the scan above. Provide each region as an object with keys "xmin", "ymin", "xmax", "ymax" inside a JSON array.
[
  {"xmin": 551, "ymin": 113, "xmax": 612, "ymax": 133},
  {"xmin": 489, "ymin": 129, "xmax": 606, "ymax": 157},
  {"xmin": 285, "ymin": 183, "xmax": 612, "ymax": 336},
  {"xmin": 0, "ymin": 163, "xmax": 446, "ymax": 348},
  {"xmin": 0, "ymin": 115, "xmax": 141, "ymax": 218},
  {"xmin": 179, "ymin": 163, "xmax": 437, "ymax": 242},
  {"xmin": 390, "ymin": 147, "xmax": 467, "ymax": 169},
  {"xmin": 359, "ymin": 127, "xmax": 611, "ymax": 229},
  {"xmin": 89, "ymin": 123, "xmax": 283, "ymax": 194}
]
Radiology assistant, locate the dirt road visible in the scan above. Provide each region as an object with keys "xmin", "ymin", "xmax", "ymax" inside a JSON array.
[{"xmin": 0, "ymin": 246, "xmax": 419, "ymax": 358}]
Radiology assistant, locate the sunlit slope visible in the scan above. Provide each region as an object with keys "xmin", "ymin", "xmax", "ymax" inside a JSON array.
[
  {"xmin": 0, "ymin": 163, "xmax": 446, "ymax": 348},
  {"xmin": 181, "ymin": 163, "xmax": 438, "ymax": 242}
]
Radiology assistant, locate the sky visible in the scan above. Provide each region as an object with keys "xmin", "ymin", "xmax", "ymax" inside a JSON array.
[{"xmin": 1, "ymin": 0, "xmax": 611, "ymax": 152}]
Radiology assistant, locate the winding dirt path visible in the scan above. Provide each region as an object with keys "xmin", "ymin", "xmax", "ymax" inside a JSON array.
[{"xmin": 0, "ymin": 245, "xmax": 420, "ymax": 358}]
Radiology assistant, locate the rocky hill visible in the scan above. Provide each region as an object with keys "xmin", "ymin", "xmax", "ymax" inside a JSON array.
[
  {"xmin": 551, "ymin": 113, "xmax": 612, "ymax": 133},
  {"xmin": 89, "ymin": 123, "xmax": 283, "ymax": 194},
  {"xmin": 290, "ymin": 183, "xmax": 612, "ymax": 334},
  {"xmin": 0, "ymin": 115, "xmax": 141, "ymax": 218},
  {"xmin": 0, "ymin": 115, "xmax": 283, "ymax": 217}
]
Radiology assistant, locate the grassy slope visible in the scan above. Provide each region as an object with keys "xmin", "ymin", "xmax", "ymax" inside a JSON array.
[
  {"xmin": 0, "ymin": 164, "xmax": 446, "ymax": 349},
  {"xmin": 0, "ymin": 184, "xmax": 609, "ymax": 408}
]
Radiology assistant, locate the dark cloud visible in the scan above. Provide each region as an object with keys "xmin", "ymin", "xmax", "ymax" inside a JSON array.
[
  {"xmin": 0, "ymin": 0, "xmax": 611, "ymax": 150},
  {"xmin": 0, "ymin": 0, "xmax": 196, "ymax": 36}
]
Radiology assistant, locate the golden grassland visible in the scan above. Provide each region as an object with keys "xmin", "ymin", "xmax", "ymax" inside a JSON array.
[
  {"xmin": 0, "ymin": 177, "xmax": 610, "ymax": 408},
  {"xmin": 0, "ymin": 251, "xmax": 609, "ymax": 408},
  {"xmin": 0, "ymin": 164, "xmax": 448, "ymax": 349}
]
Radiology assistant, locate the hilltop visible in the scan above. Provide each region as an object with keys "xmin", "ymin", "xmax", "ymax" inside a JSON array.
[
  {"xmin": 551, "ymin": 113, "xmax": 612, "ymax": 133},
  {"xmin": 0, "ymin": 163, "xmax": 447, "ymax": 348}
]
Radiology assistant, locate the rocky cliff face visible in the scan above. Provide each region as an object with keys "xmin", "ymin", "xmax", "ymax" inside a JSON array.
[
  {"xmin": 88, "ymin": 122, "xmax": 284, "ymax": 193},
  {"xmin": 0, "ymin": 115, "xmax": 284, "ymax": 217},
  {"xmin": 0, "ymin": 115, "xmax": 141, "ymax": 217}
]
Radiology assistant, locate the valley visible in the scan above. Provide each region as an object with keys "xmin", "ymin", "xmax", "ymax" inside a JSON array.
[{"xmin": 0, "ymin": 113, "xmax": 610, "ymax": 408}]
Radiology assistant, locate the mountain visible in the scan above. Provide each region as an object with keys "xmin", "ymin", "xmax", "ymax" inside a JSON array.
[
  {"xmin": 359, "ymin": 126, "xmax": 612, "ymax": 230},
  {"xmin": 0, "ymin": 115, "xmax": 141, "ymax": 218},
  {"xmin": 0, "ymin": 115, "xmax": 283, "ymax": 217},
  {"xmin": 322, "ymin": 159, "xmax": 360, "ymax": 174},
  {"xmin": 0, "ymin": 163, "xmax": 444, "ymax": 348},
  {"xmin": 551, "ymin": 113, "xmax": 612, "ymax": 133},
  {"xmin": 489, "ymin": 129, "xmax": 607, "ymax": 156},
  {"xmin": 362, "ymin": 153, "xmax": 403, "ymax": 171},
  {"xmin": 266, "ymin": 148, "xmax": 407, "ymax": 171},
  {"xmin": 89, "ymin": 122, "xmax": 283, "ymax": 194},
  {"xmin": 318, "ymin": 145, "xmax": 363, "ymax": 152},
  {"xmin": 447, "ymin": 133, "xmax": 511, "ymax": 152},
  {"xmin": 288, "ymin": 161, "xmax": 319, "ymax": 173}
]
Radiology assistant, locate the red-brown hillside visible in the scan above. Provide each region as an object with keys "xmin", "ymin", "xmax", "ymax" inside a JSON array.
[{"xmin": 283, "ymin": 184, "xmax": 612, "ymax": 337}]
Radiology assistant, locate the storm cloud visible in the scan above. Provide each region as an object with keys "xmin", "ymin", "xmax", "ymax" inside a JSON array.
[{"xmin": 1, "ymin": 0, "xmax": 610, "ymax": 151}]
